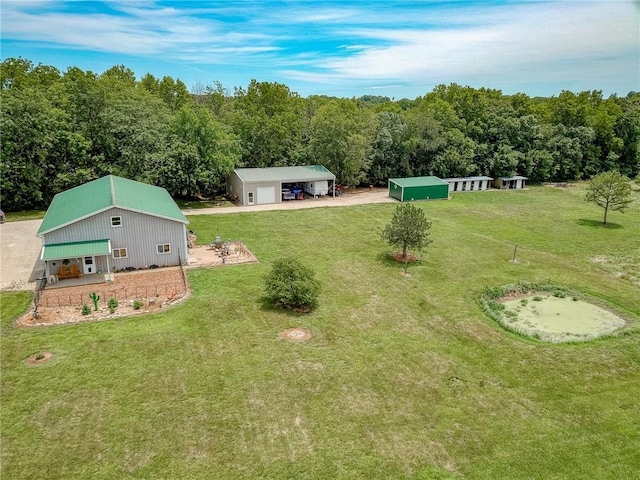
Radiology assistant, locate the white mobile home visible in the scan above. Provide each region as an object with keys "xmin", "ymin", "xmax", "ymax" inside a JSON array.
[{"xmin": 303, "ymin": 180, "xmax": 329, "ymax": 196}]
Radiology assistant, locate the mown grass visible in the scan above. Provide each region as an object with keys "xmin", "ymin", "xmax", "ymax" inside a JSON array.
[
  {"xmin": 3, "ymin": 210, "xmax": 46, "ymax": 222},
  {"xmin": 175, "ymin": 198, "xmax": 236, "ymax": 210},
  {"xmin": 2, "ymin": 185, "xmax": 639, "ymax": 479}
]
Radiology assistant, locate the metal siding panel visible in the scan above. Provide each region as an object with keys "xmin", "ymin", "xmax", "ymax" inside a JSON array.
[
  {"xmin": 388, "ymin": 181, "xmax": 402, "ymax": 201},
  {"xmin": 228, "ymin": 172, "xmax": 244, "ymax": 205},
  {"xmin": 42, "ymin": 208, "xmax": 186, "ymax": 268}
]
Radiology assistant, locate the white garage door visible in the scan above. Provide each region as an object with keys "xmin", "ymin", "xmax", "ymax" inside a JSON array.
[{"xmin": 256, "ymin": 186, "xmax": 277, "ymax": 204}]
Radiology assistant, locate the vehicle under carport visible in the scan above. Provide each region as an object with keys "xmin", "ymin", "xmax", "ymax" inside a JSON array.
[{"xmin": 227, "ymin": 165, "xmax": 336, "ymax": 206}]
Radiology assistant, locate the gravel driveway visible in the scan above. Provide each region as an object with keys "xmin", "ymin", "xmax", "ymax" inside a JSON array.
[
  {"xmin": 182, "ymin": 187, "xmax": 395, "ymax": 215},
  {"xmin": 0, "ymin": 219, "xmax": 44, "ymax": 291},
  {"xmin": 1, "ymin": 188, "xmax": 397, "ymax": 291}
]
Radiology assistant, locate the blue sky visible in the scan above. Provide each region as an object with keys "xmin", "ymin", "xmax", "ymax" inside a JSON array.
[{"xmin": 1, "ymin": 0, "xmax": 638, "ymax": 98}]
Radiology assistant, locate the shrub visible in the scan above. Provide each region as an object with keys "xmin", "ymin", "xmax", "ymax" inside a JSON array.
[
  {"xmin": 81, "ymin": 304, "xmax": 91, "ymax": 315},
  {"xmin": 108, "ymin": 298, "xmax": 118, "ymax": 314},
  {"xmin": 132, "ymin": 300, "xmax": 144, "ymax": 310},
  {"xmin": 264, "ymin": 257, "xmax": 320, "ymax": 312}
]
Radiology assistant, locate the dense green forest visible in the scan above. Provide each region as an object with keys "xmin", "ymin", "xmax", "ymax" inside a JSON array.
[{"xmin": 1, "ymin": 57, "xmax": 638, "ymax": 211}]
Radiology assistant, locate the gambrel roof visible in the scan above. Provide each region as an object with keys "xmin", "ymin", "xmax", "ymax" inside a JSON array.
[{"xmin": 37, "ymin": 175, "xmax": 188, "ymax": 236}]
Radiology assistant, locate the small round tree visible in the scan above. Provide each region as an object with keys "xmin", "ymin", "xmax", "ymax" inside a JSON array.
[
  {"xmin": 585, "ymin": 171, "xmax": 633, "ymax": 224},
  {"xmin": 264, "ymin": 257, "xmax": 320, "ymax": 312},
  {"xmin": 381, "ymin": 203, "xmax": 433, "ymax": 274}
]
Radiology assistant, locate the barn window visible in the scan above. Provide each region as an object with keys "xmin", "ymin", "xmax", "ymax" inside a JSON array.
[
  {"xmin": 112, "ymin": 248, "xmax": 127, "ymax": 259},
  {"xmin": 111, "ymin": 216, "xmax": 122, "ymax": 227},
  {"xmin": 156, "ymin": 244, "xmax": 171, "ymax": 254}
]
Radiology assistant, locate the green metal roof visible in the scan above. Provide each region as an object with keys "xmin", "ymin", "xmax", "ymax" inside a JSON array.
[
  {"xmin": 38, "ymin": 175, "xmax": 188, "ymax": 235},
  {"xmin": 234, "ymin": 165, "xmax": 335, "ymax": 183},
  {"xmin": 389, "ymin": 176, "xmax": 449, "ymax": 187},
  {"xmin": 41, "ymin": 239, "xmax": 111, "ymax": 261}
]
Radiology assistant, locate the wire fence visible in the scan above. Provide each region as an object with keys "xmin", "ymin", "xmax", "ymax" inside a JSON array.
[
  {"xmin": 38, "ymin": 281, "xmax": 185, "ymax": 308},
  {"xmin": 32, "ymin": 277, "xmax": 47, "ymax": 316}
]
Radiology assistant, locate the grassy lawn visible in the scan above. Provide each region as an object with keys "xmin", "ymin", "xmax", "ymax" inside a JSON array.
[
  {"xmin": 176, "ymin": 198, "xmax": 236, "ymax": 210},
  {"xmin": 3, "ymin": 210, "xmax": 46, "ymax": 222},
  {"xmin": 2, "ymin": 185, "xmax": 639, "ymax": 479}
]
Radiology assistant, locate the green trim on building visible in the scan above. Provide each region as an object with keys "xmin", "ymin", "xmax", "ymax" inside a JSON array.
[
  {"xmin": 388, "ymin": 176, "xmax": 449, "ymax": 202},
  {"xmin": 37, "ymin": 175, "xmax": 188, "ymax": 235},
  {"xmin": 41, "ymin": 239, "xmax": 111, "ymax": 261}
]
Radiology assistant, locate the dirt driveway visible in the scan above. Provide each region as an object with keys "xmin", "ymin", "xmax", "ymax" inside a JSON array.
[{"xmin": 1, "ymin": 189, "xmax": 397, "ymax": 292}]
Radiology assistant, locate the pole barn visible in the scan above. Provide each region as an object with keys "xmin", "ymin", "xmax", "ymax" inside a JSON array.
[{"xmin": 388, "ymin": 177, "xmax": 450, "ymax": 202}]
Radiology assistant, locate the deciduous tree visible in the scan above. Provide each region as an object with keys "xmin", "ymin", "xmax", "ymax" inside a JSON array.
[
  {"xmin": 585, "ymin": 171, "xmax": 633, "ymax": 224},
  {"xmin": 381, "ymin": 203, "xmax": 433, "ymax": 274},
  {"xmin": 311, "ymin": 98, "xmax": 376, "ymax": 185}
]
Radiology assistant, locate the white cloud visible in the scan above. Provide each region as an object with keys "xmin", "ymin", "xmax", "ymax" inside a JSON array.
[
  {"xmin": 284, "ymin": 1, "xmax": 639, "ymax": 92},
  {"xmin": 1, "ymin": 0, "xmax": 637, "ymax": 96},
  {"xmin": 0, "ymin": 1, "xmax": 280, "ymax": 59}
]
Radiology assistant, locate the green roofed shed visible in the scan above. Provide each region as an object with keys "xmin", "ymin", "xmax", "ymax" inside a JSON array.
[{"xmin": 388, "ymin": 177, "xmax": 449, "ymax": 202}]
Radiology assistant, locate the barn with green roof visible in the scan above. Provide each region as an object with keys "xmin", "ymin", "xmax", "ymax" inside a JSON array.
[
  {"xmin": 37, "ymin": 175, "xmax": 189, "ymax": 280},
  {"xmin": 388, "ymin": 176, "xmax": 450, "ymax": 202}
]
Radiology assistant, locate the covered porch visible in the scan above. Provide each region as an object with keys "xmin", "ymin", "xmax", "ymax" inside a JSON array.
[
  {"xmin": 41, "ymin": 239, "xmax": 113, "ymax": 285},
  {"xmin": 43, "ymin": 273, "xmax": 108, "ymax": 289}
]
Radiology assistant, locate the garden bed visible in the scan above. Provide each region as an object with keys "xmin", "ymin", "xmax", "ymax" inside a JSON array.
[{"xmin": 18, "ymin": 268, "xmax": 188, "ymax": 327}]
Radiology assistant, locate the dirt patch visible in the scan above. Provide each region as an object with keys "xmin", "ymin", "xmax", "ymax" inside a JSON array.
[
  {"xmin": 502, "ymin": 294, "xmax": 629, "ymax": 342},
  {"xmin": 26, "ymin": 351, "xmax": 54, "ymax": 365},
  {"xmin": 544, "ymin": 182, "xmax": 577, "ymax": 188},
  {"xmin": 389, "ymin": 251, "xmax": 420, "ymax": 263},
  {"xmin": 186, "ymin": 242, "xmax": 258, "ymax": 268},
  {"xmin": 279, "ymin": 327, "xmax": 311, "ymax": 342}
]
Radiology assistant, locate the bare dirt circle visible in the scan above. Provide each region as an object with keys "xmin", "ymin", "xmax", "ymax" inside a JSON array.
[
  {"xmin": 26, "ymin": 352, "xmax": 54, "ymax": 365},
  {"xmin": 279, "ymin": 327, "xmax": 311, "ymax": 342}
]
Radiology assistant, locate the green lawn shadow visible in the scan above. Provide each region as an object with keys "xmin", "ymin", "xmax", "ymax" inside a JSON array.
[
  {"xmin": 257, "ymin": 295, "xmax": 313, "ymax": 316},
  {"xmin": 577, "ymin": 218, "xmax": 623, "ymax": 229}
]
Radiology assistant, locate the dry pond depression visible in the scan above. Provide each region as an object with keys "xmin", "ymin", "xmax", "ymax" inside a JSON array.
[{"xmin": 502, "ymin": 294, "xmax": 628, "ymax": 343}]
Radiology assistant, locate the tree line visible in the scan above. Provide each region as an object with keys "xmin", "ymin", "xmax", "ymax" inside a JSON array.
[{"xmin": 1, "ymin": 57, "xmax": 638, "ymax": 211}]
